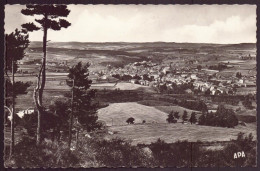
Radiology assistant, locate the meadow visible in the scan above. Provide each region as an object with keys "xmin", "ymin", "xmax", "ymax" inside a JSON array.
[{"xmin": 106, "ymin": 123, "xmax": 257, "ymax": 145}]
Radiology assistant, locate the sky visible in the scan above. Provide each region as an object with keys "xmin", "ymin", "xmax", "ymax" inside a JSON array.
[{"xmin": 5, "ymin": 5, "xmax": 256, "ymax": 44}]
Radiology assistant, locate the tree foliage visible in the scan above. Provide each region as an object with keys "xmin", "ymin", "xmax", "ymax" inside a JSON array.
[
  {"xmin": 182, "ymin": 110, "xmax": 188, "ymax": 122},
  {"xmin": 197, "ymin": 65, "xmax": 202, "ymax": 71},
  {"xmin": 173, "ymin": 111, "xmax": 180, "ymax": 119},
  {"xmin": 21, "ymin": 5, "xmax": 71, "ymax": 32},
  {"xmin": 189, "ymin": 112, "xmax": 197, "ymax": 124},
  {"xmin": 242, "ymin": 94, "xmax": 254, "ymax": 109},
  {"xmin": 166, "ymin": 111, "xmax": 177, "ymax": 123},
  {"xmin": 198, "ymin": 105, "xmax": 238, "ymax": 128},
  {"xmin": 5, "ymin": 29, "xmax": 30, "ymax": 107},
  {"xmin": 126, "ymin": 117, "xmax": 135, "ymax": 124},
  {"xmin": 67, "ymin": 62, "xmax": 100, "ymax": 132},
  {"xmin": 5, "ymin": 29, "xmax": 30, "ymax": 73},
  {"xmin": 236, "ymin": 72, "xmax": 242, "ymax": 79},
  {"xmin": 5, "ymin": 80, "xmax": 31, "ymax": 107}
]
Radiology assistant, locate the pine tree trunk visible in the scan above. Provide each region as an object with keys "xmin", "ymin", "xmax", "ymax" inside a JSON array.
[
  {"xmin": 36, "ymin": 18, "xmax": 48, "ymax": 146},
  {"xmin": 68, "ymin": 79, "xmax": 74, "ymax": 150},
  {"xmin": 10, "ymin": 59, "xmax": 15, "ymax": 157},
  {"xmin": 75, "ymin": 117, "xmax": 79, "ymax": 149},
  {"xmin": 36, "ymin": 109, "xmax": 42, "ymax": 145}
]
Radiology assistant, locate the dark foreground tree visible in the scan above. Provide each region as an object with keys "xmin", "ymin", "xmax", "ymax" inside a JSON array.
[
  {"xmin": 67, "ymin": 62, "xmax": 100, "ymax": 149},
  {"xmin": 126, "ymin": 117, "xmax": 135, "ymax": 124},
  {"xmin": 21, "ymin": 5, "xmax": 71, "ymax": 145},
  {"xmin": 5, "ymin": 29, "xmax": 29, "ymax": 156}
]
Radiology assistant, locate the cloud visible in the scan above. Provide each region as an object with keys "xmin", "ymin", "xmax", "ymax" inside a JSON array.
[
  {"xmin": 5, "ymin": 5, "xmax": 256, "ymax": 43},
  {"xmin": 162, "ymin": 15, "xmax": 256, "ymax": 43}
]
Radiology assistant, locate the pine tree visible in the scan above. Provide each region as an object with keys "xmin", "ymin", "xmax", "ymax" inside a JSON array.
[
  {"xmin": 189, "ymin": 112, "xmax": 197, "ymax": 124},
  {"xmin": 21, "ymin": 5, "xmax": 71, "ymax": 145},
  {"xmin": 166, "ymin": 111, "xmax": 176, "ymax": 123},
  {"xmin": 182, "ymin": 110, "xmax": 188, "ymax": 123},
  {"xmin": 5, "ymin": 29, "xmax": 30, "ymax": 156},
  {"xmin": 198, "ymin": 112, "xmax": 207, "ymax": 125},
  {"xmin": 173, "ymin": 111, "xmax": 180, "ymax": 119},
  {"xmin": 67, "ymin": 62, "xmax": 100, "ymax": 149}
]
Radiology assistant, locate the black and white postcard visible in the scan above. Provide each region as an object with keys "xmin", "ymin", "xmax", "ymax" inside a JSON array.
[{"xmin": 3, "ymin": 3, "xmax": 258, "ymax": 169}]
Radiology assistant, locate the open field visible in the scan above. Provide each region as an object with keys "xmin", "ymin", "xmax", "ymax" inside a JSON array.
[
  {"xmin": 97, "ymin": 102, "xmax": 168, "ymax": 126},
  {"xmin": 91, "ymin": 82, "xmax": 148, "ymax": 90},
  {"xmin": 106, "ymin": 123, "xmax": 257, "ymax": 145}
]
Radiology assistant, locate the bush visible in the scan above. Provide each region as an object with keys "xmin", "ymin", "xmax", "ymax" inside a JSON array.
[
  {"xmin": 220, "ymin": 133, "xmax": 256, "ymax": 167},
  {"xmin": 166, "ymin": 111, "xmax": 177, "ymax": 123},
  {"xmin": 93, "ymin": 138, "xmax": 152, "ymax": 167},
  {"xmin": 173, "ymin": 111, "xmax": 180, "ymax": 119},
  {"xmin": 149, "ymin": 138, "xmax": 193, "ymax": 167},
  {"xmin": 5, "ymin": 137, "xmax": 80, "ymax": 168},
  {"xmin": 149, "ymin": 133, "xmax": 256, "ymax": 167},
  {"xmin": 20, "ymin": 110, "xmax": 62, "ymax": 140},
  {"xmin": 126, "ymin": 117, "xmax": 135, "ymax": 124},
  {"xmin": 4, "ymin": 133, "xmax": 256, "ymax": 167},
  {"xmin": 236, "ymin": 115, "xmax": 256, "ymax": 123}
]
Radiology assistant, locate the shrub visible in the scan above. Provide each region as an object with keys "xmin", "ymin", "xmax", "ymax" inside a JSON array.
[
  {"xmin": 126, "ymin": 117, "xmax": 135, "ymax": 124},
  {"xmin": 166, "ymin": 111, "xmax": 177, "ymax": 123},
  {"xmin": 5, "ymin": 137, "xmax": 79, "ymax": 168},
  {"xmin": 93, "ymin": 138, "xmax": 152, "ymax": 167},
  {"xmin": 149, "ymin": 138, "xmax": 192, "ymax": 167},
  {"xmin": 173, "ymin": 111, "xmax": 180, "ymax": 119},
  {"xmin": 220, "ymin": 133, "xmax": 256, "ymax": 167}
]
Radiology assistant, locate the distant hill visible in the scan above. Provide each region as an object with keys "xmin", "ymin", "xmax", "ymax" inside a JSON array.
[
  {"xmin": 29, "ymin": 41, "xmax": 256, "ymax": 50},
  {"xmin": 219, "ymin": 43, "xmax": 256, "ymax": 49},
  {"xmin": 26, "ymin": 41, "xmax": 256, "ymax": 70}
]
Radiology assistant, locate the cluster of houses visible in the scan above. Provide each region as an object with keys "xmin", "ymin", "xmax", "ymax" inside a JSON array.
[
  {"xmin": 239, "ymin": 54, "xmax": 256, "ymax": 60},
  {"xmin": 99, "ymin": 60, "xmax": 256, "ymax": 96},
  {"xmin": 44, "ymin": 60, "xmax": 68, "ymax": 67}
]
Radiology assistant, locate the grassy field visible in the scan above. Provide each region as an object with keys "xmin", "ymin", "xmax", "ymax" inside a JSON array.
[
  {"xmin": 106, "ymin": 123, "xmax": 257, "ymax": 145},
  {"xmin": 97, "ymin": 102, "xmax": 168, "ymax": 126},
  {"xmin": 91, "ymin": 82, "xmax": 148, "ymax": 90}
]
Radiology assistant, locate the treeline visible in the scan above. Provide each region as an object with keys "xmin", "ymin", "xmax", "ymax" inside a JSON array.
[
  {"xmin": 5, "ymin": 132, "xmax": 256, "ymax": 167},
  {"xmin": 178, "ymin": 99, "xmax": 207, "ymax": 112},
  {"xmin": 147, "ymin": 132, "xmax": 255, "ymax": 167},
  {"xmin": 167, "ymin": 110, "xmax": 197, "ymax": 124},
  {"xmin": 208, "ymin": 63, "xmax": 228, "ymax": 71},
  {"xmin": 112, "ymin": 73, "xmax": 153, "ymax": 82},
  {"xmin": 198, "ymin": 105, "xmax": 238, "ymax": 128}
]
